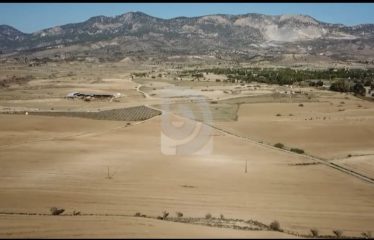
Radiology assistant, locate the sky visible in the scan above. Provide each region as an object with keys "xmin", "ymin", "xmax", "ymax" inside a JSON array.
[{"xmin": 1, "ymin": 3, "xmax": 374, "ymax": 33}]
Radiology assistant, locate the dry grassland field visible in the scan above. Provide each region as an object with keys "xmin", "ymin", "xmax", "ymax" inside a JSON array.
[{"xmin": 0, "ymin": 59, "xmax": 373, "ymax": 239}]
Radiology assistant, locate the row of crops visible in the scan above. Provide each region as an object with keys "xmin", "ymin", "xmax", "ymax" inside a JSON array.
[{"xmin": 28, "ymin": 105, "xmax": 161, "ymax": 121}]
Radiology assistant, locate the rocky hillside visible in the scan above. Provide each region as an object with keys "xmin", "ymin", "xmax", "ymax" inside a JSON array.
[{"xmin": 1, "ymin": 11, "xmax": 374, "ymax": 62}]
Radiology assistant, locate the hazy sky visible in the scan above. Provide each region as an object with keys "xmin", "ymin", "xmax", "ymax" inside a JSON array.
[{"xmin": 1, "ymin": 3, "xmax": 374, "ymax": 33}]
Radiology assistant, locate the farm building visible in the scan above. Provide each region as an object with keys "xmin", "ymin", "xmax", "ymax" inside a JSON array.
[{"xmin": 66, "ymin": 92, "xmax": 120, "ymax": 100}]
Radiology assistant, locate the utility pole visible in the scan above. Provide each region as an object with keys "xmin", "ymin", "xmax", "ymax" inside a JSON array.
[{"xmin": 106, "ymin": 166, "xmax": 112, "ymax": 179}]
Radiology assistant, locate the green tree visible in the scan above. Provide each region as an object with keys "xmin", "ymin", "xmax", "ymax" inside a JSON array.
[
  {"xmin": 352, "ymin": 83, "xmax": 366, "ymax": 96},
  {"xmin": 330, "ymin": 80, "xmax": 351, "ymax": 93}
]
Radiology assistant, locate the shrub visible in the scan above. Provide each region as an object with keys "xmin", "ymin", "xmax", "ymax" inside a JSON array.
[
  {"xmin": 162, "ymin": 211, "xmax": 169, "ymax": 219},
  {"xmin": 364, "ymin": 80, "xmax": 372, "ymax": 87},
  {"xmin": 352, "ymin": 83, "xmax": 366, "ymax": 96},
  {"xmin": 220, "ymin": 214, "xmax": 225, "ymax": 220},
  {"xmin": 50, "ymin": 207, "xmax": 64, "ymax": 216},
  {"xmin": 73, "ymin": 210, "xmax": 81, "ymax": 216},
  {"xmin": 269, "ymin": 220, "xmax": 281, "ymax": 231},
  {"xmin": 134, "ymin": 212, "xmax": 141, "ymax": 217},
  {"xmin": 333, "ymin": 230, "xmax": 343, "ymax": 238},
  {"xmin": 274, "ymin": 143, "xmax": 284, "ymax": 149},
  {"xmin": 205, "ymin": 213, "xmax": 212, "ymax": 219},
  {"xmin": 361, "ymin": 231, "xmax": 372, "ymax": 239},
  {"xmin": 290, "ymin": 148, "xmax": 305, "ymax": 154},
  {"xmin": 310, "ymin": 228, "xmax": 319, "ymax": 237},
  {"xmin": 298, "ymin": 103, "xmax": 304, "ymax": 107},
  {"xmin": 176, "ymin": 212, "xmax": 183, "ymax": 218},
  {"xmin": 330, "ymin": 80, "xmax": 351, "ymax": 93},
  {"xmin": 276, "ymin": 113, "xmax": 282, "ymax": 117}
]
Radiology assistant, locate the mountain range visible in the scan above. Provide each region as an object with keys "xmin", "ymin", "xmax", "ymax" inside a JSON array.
[{"xmin": 1, "ymin": 11, "xmax": 374, "ymax": 62}]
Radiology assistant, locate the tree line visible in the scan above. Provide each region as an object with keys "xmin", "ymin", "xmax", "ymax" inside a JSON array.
[{"xmin": 182, "ymin": 67, "xmax": 374, "ymax": 96}]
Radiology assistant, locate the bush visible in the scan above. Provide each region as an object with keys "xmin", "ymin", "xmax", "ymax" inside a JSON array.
[
  {"xmin": 310, "ymin": 228, "xmax": 319, "ymax": 237},
  {"xmin": 220, "ymin": 214, "xmax": 225, "ymax": 220},
  {"xmin": 333, "ymin": 230, "xmax": 343, "ymax": 238},
  {"xmin": 290, "ymin": 148, "xmax": 305, "ymax": 154},
  {"xmin": 364, "ymin": 80, "xmax": 372, "ymax": 87},
  {"xmin": 276, "ymin": 113, "xmax": 282, "ymax": 117},
  {"xmin": 205, "ymin": 213, "xmax": 212, "ymax": 219},
  {"xmin": 134, "ymin": 212, "xmax": 141, "ymax": 217},
  {"xmin": 73, "ymin": 210, "xmax": 81, "ymax": 216},
  {"xmin": 50, "ymin": 207, "xmax": 64, "ymax": 216},
  {"xmin": 361, "ymin": 231, "xmax": 372, "ymax": 239},
  {"xmin": 176, "ymin": 212, "xmax": 183, "ymax": 218},
  {"xmin": 274, "ymin": 143, "xmax": 284, "ymax": 149},
  {"xmin": 298, "ymin": 103, "xmax": 304, "ymax": 107},
  {"xmin": 269, "ymin": 220, "xmax": 281, "ymax": 231},
  {"xmin": 162, "ymin": 211, "xmax": 169, "ymax": 219},
  {"xmin": 330, "ymin": 80, "xmax": 351, "ymax": 93},
  {"xmin": 352, "ymin": 83, "xmax": 366, "ymax": 96}
]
